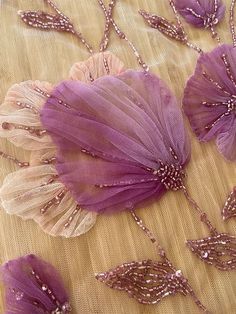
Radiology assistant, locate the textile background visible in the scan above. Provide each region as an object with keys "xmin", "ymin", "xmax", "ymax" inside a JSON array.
[{"xmin": 0, "ymin": 0, "xmax": 236, "ymax": 313}]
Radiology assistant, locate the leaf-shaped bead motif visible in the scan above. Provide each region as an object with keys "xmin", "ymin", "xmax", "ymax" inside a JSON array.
[
  {"xmin": 139, "ymin": 10, "xmax": 187, "ymax": 43},
  {"xmin": 18, "ymin": 10, "xmax": 74, "ymax": 33},
  {"xmin": 187, "ymin": 233, "xmax": 236, "ymax": 270},
  {"xmin": 17, "ymin": 0, "xmax": 93, "ymax": 54},
  {"xmin": 222, "ymin": 187, "xmax": 236, "ymax": 220},
  {"xmin": 96, "ymin": 260, "xmax": 209, "ymax": 312}
]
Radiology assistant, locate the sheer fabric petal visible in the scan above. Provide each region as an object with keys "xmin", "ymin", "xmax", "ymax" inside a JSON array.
[
  {"xmin": 69, "ymin": 51, "xmax": 124, "ymax": 82},
  {"xmin": 0, "ymin": 152, "xmax": 97, "ymax": 238},
  {"xmin": 41, "ymin": 70, "xmax": 190, "ymax": 213},
  {"xmin": 0, "ymin": 52, "xmax": 125, "ymax": 237},
  {"xmin": 0, "ymin": 81, "xmax": 54, "ymax": 150},
  {"xmin": 183, "ymin": 44, "xmax": 236, "ymax": 160},
  {"xmin": 175, "ymin": 0, "xmax": 225, "ymax": 27},
  {"xmin": 0, "ymin": 254, "xmax": 71, "ymax": 313},
  {"xmin": 216, "ymin": 116, "xmax": 236, "ymax": 161}
]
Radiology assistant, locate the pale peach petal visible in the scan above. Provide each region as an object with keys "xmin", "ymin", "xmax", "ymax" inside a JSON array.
[
  {"xmin": 30, "ymin": 148, "xmax": 57, "ymax": 166},
  {"xmin": 69, "ymin": 51, "xmax": 125, "ymax": 82},
  {"xmin": 0, "ymin": 80, "xmax": 55, "ymax": 150},
  {"xmin": 0, "ymin": 164, "xmax": 97, "ymax": 238}
]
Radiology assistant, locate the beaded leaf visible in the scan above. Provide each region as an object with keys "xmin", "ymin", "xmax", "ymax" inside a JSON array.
[
  {"xmin": 96, "ymin": 259, "xmax": 209, "ymax": 312},
  {"xmin": 139, "ymin": 10, "xmax": 187, "ymax": 43},
  {"xmin": 222, "ymin": 187, "xmax": 236, "ymax": 220},
  {"xmin": 18, "ymin": 0, "xmax": 93, "ymax": 54},
  {"xmin": 18, "ymin": 10, "xmax": 74, "ymax": 33},
  {"xmin": 96, "ymin": 260, "xmax": 189, "ymax": 304},
  {"xmin": 187, "ymin": 233, "xmax": 236, "ymax": 270}
]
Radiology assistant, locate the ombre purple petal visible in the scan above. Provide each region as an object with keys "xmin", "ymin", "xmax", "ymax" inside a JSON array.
[
  {"xmin": 183, "ymin": 44, "xmax": 236, "ymax": 161},
  {"xmin": 41, "ymin": 70, "xmax": 190, "ymax": 213},
  {"xmin": 216, "ymin": 116, "xmax": 236, "ymax": 161},
  {"xmin": 0, "ymin": 254, "xmax": 71, "ymax": 314},
  {"xmin": 175, "ymin": 0, "xmax": 225, "ymax": 28}
]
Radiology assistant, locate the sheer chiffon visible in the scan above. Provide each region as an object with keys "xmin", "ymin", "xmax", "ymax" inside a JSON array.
[{"xmin": 41, "ymin": 70, "xmax": 191, "ymax": 213}]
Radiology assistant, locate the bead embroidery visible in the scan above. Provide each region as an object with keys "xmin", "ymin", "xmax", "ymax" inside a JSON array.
[
  {"xmin": 0, "ymin": 255, "xmax": 72, "ymax": 313},
  {"xmin": 140, "ymin": 0, "xmax": 236, "ymax": 162},
  {"xmin": 222, "ymin": 187, "xmax": 236, "ymax": 220}
]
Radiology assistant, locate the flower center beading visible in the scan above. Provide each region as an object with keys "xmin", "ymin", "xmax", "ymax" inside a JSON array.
[
  {"xmin": 156, "ymin": 161, "xmax": 186, "ymax": 191},
  {"xmin": 227, "ymin": 98, "xmax": 236, "ymax": 115},
  {"xmin": 203, "ymin": 14, "xmax": 218, "ymax": 29}
]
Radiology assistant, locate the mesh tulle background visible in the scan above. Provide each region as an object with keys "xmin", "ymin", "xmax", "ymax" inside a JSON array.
[{"xmin": 0, "ymin": 0, "xmax": 236, "ymax": 313}]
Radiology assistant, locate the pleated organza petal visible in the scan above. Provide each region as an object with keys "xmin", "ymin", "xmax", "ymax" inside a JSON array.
[
  {"xmin": 41, "ymin": 70, "xmax": 190, "ymax": 213},
  {"xmin": 216, "ymin": 116, "xmax": 236, "ymax": 161},
  {"xmin": 0, "ymin": 157, "xmax": 97, "ymax": 238},
  {"xmin": 0, "ymin": 81, "xmax": 55, "ymax": 150},
  {"xmin": 183, "ymin": 44, "xmax": 236, "ymax": 160},
  {"xmin": 69, "ymin": 51, "xmax": 124, "ymax": 82},
  {"xmin": 175, "ymin": 0, "xmax": 225, "ymax": 28},
  {"xmin": 0, "ymin": 51, "xmax": 125, "ymax": 237},
  {"xmin": 0, "ymin": 254, "xmax": 71, "ymax": 313}
]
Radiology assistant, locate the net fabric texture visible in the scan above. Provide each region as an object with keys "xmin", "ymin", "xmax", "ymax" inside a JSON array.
[
  {"xmin": 0, "ymin": 0, "xmax": 236, "ymax": 313},
  {"xmin": 0, "ymin": 78, "xmax": 98, "ymax": 238},
  {"xmin": 40, "ymin": 70, "xmax": 190, "ymax": 213}
]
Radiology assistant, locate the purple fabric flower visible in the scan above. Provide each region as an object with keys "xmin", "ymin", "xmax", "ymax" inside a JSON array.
[
  {"xmin": 183, "ymin": 44, "xmax": 236, "ymax": 161},
  {"xmin": 41, "ymin": 70, "xmax": 190, "ymax": 213},
  {"xmin": 0, "ymin": 254, "xmax": 71, "ymax": 314},
  {"xmin": 175, "ymin": 0, "xmax": 225, "ymax": 28}
]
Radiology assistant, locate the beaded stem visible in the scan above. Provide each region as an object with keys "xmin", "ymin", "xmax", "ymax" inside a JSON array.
[
  {"xmin": 0, "ymin": 150, "xmax": 29, "ymax": 168},
  {"xmin": 170, "ymin": 0, "xmax": 221, "ymax": 44},
  {"xmin": 209, "ymin": 0, "xmax": 222, "ymax": 43},
  {"xmin": 99, "ymin": 0, "xmax": 117, "ymax": 51},
  {"xmin": 210, "ymin": 25, "xmax": 221, "ymax": 44},
  {"xmin": 130, "ymin": 210, "xmax": 209, "ymax": 313},
  {"xmin": 143, "ymin": 158, "xmax": 236, "ymax": 271},
  {"xmin": 139, "ymin": 9, "xmax": 202, "ymax": 54},
  {"xmin": 130, "ymin": 210, "xmax": 167, "ymax": 259},
  {"xmin": 168, "ymin": 0, "xmax": 203, "ymax": 53},
  {"xmin": 44, "ymin": 0, "xmax": 93, "ymax": 54},
  {"xmin": 144, "ymin": 156, "xmax": 217, "ymax": 236},
  {"xmin": 230, "ymin": 0, "xmax": 236, "ymax": 47},
  {"xmin": 169, "ymin": 0, "xmax": 185, "ymax": 33},
  {"xmin": 182, "ymin": 186, "xmax": 217, "ymax": 235},
  {"xmin": 97, "ymin": 0, "xmax": 149, "ymax": 71}
]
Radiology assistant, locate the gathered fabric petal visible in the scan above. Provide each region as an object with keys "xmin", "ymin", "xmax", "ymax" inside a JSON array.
[
  {"xmin": 0, "ymin": 161, "xmax": 97, "ymax": 238},
  {"xmin": 69, "ymin": 51, "xmax": 125, "ymax": 82},
  {"xmin": 0, "ymin": 80, "xmax": 55, "ymax": 151},
  {"xmin": 216, "ymin": 116, "xmax": 236, "ymax": 161},
  {"xmin": 0, "ymin": 254, "xmax": 71, "ymax": 313},
  {"xmin": 175, "ymin": 0, "xmax": 225, "ymax": 28},
  {"xmin": 41, "ymin": 70, "xmax": 190, "ymax": 213},
  {"xmin": 183, "ymin": 44, "xmax": 236, "ymax": 161},
  {"xmin": 0, "ymin": 51, "xmax": 125, "ymax": 237}
]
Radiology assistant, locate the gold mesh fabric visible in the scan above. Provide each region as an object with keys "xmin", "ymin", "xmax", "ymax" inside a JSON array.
[{"xmin": 0, "ymin": 1, "xmax": 236, "ymax": 313}]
